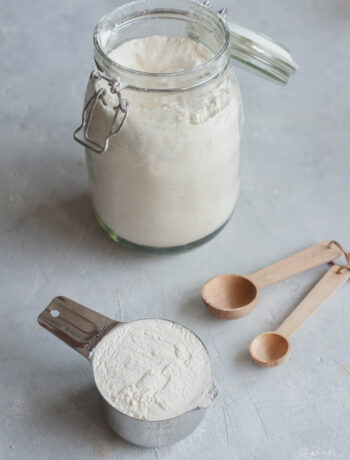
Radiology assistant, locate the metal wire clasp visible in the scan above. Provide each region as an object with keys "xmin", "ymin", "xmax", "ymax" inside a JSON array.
[
  {"xmin": 328, "ymin": 240, "xmax": 350, "ymax": 275},
  {"xmin": 73, "ymin": 70, "xmax": 129, "ymax": 154}
]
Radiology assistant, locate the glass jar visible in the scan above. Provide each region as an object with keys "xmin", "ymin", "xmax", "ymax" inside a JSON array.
[{"xmin": 74, "ymin": 0, "xmax": 297, "ymax": 253}]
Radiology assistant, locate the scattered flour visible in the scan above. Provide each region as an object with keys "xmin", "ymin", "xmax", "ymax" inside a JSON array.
[{"xmin": 91, "ymin": 319, "xmax": 213, "ymax": 421}]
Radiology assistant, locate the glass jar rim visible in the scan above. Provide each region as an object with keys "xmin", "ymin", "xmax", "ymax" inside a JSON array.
[{"xmin": 93, "ymin": 0, "xmax": 231, "ymax": 92}]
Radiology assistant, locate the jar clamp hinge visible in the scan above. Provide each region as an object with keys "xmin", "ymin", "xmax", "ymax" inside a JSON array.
[{"xmin": 74, "ymin": 70, "xmax": 129, "ymax": 154}]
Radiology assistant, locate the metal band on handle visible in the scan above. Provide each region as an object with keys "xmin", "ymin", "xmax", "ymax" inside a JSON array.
[{"xmin": 73, "ymin": 70, "xmax": 129, "ymax": 154}]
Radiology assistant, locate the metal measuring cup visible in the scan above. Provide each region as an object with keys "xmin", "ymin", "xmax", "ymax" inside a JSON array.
[{"xmin": 38, "ymin": 296, "xmax": 218, "ymax": 448}]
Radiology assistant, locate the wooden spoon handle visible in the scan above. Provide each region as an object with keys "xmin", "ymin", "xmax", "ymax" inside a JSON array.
[
  {"xmin": 248, "ymin": 241, "xmax": 342, "ymax": 289},
  {"xmin": 276, "ymin": 265, "xmax": 350, "ymax": 338}
]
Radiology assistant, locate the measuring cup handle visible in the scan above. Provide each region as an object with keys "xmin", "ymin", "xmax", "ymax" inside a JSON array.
[
  {"xmin": 37, "ymin": 296, "xmax": 120, "ymax": 359},
  {"xmin": 276, "ymin": 265, "xmax": 350, "ymax": 338},
  {"xmin": 248, "ymin": 240, "xmax": 343, "ymax": 289}
]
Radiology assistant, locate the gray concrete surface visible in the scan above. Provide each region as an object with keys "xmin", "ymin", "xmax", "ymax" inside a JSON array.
[{"xmin": 1, "ymin": 0, "xmax": 350, "ymax": 459}]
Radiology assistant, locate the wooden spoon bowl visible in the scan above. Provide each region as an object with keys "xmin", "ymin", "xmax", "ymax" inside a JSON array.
[
  {"xmin": 201, "ymin": 274, "xmax": 259, "ymax": 319},
  {"xmin": 249, "ymin": 332, "xmax": 291, "ymax": 367}
]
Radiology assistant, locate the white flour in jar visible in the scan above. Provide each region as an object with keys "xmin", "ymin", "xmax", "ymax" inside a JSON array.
[
  {"xmin": 91, "ymin": 319, "xmax": 213, "ymax": 421},
  {"xmin": 87, "ymin": 36, "xmax": 240, "ymax": 248}
]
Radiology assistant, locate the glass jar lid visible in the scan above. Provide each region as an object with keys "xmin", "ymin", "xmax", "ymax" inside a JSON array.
[{"xmin": 227, "ymin": 19, "xmax": 298, "ymax": 85}]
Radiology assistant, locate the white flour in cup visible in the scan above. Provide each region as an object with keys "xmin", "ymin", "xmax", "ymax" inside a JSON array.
[{"xmin": 91, "ymin": 319, "xmax": 213, "ymax": 421}]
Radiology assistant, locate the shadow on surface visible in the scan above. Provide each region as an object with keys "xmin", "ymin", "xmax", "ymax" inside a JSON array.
[
  {"xmin": 10, "ymin": 188, "xmax": 161, "ymax": 265},
  {"xmin": 179, "ymin": 294, "xmax": 215, "ymax": 325},
  {"xmin": 233, "ymin": 348, "xmax": 263, "ymax": 371},
  {"xmin": 40, "ymin": 383, "xmax": 134, "ymax": 455}
]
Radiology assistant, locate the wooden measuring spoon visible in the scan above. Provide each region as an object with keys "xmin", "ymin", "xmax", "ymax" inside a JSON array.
[
  {"xmin": 202, "ymin": 241, "xmax": 344, "ymax": 320},
  {"xmin": 249, "ymin": 264, "xmax": 350, "ymax": 367}
]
